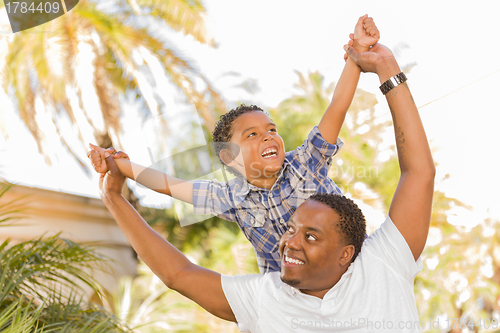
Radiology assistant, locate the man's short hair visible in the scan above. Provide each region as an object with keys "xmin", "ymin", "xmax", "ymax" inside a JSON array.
[
  {"xmin": 212, "ymin": 104, "xmax": 267, "ymax": 176},
  {"xmin": 308, "ymin": 193, "xmax": 366, "ymax": 262}
]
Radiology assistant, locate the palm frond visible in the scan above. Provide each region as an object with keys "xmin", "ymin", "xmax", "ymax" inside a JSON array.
[{"xmin": 137, "ymin": 0, "xmax": 214, "ymax": 46}]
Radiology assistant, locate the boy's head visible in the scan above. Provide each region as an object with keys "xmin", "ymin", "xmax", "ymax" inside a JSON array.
[
  {"xmin": 212, "ymin": 104, "xmax": 285, "ymax": 181},
  {"xmin": 279, "ymin": 193, "xmax": 366, "ymax": 294}
]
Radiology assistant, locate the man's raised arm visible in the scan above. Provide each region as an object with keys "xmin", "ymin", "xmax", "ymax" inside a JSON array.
[
  {"xmin": 345, "ymin": 43, "xmax": 435, "ymax": 260},
  {"xmin": 98, "ymin": 155, "xmax": 236, "ymax": 322}
]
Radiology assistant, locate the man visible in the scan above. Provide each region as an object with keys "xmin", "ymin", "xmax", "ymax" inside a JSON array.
[{"xmin": 98, "ymin": 41, "xmax": 434, "ymax": 332}]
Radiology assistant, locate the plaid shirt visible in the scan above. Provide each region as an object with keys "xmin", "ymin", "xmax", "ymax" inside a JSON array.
[{"xmin": 192, "ymin": 126, "xmax": 343, "ymax": 273}]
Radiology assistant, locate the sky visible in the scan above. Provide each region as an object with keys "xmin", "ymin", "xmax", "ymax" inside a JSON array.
[{"xmin": 0, "ymin": 0, "xmax": 499, "ymax": 228}]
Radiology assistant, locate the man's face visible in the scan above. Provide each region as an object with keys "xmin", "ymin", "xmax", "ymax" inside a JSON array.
[
  {"xmin": 279, "ymin": 200, "xmax": 353, "ymax": 298},
  {"xmin": 225, "ymin": 111, "xmax": 286, "ymax": 181}
]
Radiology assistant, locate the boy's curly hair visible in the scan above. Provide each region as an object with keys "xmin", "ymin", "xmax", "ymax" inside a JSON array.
[
  {"xmin": 308, "ymin": 193, "xmax": 367, "ymax": 263},
  {"xmin": 212, "ymin": 104, "xmax": 267, "ymax": 176}
]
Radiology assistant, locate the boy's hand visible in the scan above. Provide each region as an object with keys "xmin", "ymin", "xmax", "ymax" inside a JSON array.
[
  {"xmin": 87, "ymin": 143, "xmax": 129, "ymax": 174},
  {"xmin": 352, "ymin": 14, "xmax": 380, "ymax": 53}
]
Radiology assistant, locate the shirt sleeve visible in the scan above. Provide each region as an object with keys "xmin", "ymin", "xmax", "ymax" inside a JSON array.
[
  {"xmin": 221, "ymin": 274, "xmax": 264, "ymax": 333},
  {"xmin": 291, "ymin": 125, "xmax": 343, "ymax": 177},
  {"xmin": 191, "ymin": 179, "xmax": 238, "ymax": 222},
  {"xmin": 364, "ymin": 215, "xmax": 423, "ymax": 281}
]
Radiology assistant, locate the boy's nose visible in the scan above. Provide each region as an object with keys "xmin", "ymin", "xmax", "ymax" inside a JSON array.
[{"xmin": 262, "ymin": 132, "xmax": 272, "ymax": 141}]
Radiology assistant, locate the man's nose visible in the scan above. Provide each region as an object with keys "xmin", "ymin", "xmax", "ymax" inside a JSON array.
[{"xmin": 286, "ymin": 233, "xmax": 301, "ymax": 250}]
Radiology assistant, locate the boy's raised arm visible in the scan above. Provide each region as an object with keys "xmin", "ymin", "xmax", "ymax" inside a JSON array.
[
  {"xmin": 88, "ymin": 145, "xmax": 194, "ymax": 204},
  {"xmin": 99, "ymin": 155, "xmax": 236, "ymax": 322},
  {"xmin": 345, "ymin": 43, "xmax": 435, "ymax": 261},
  {"xmin": 317, "ymin": 15, "xmax": 380, "ymax": 145}
]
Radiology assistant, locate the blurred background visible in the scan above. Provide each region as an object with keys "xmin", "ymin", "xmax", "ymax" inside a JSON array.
[{"xmin": 0, "ymin": 0, "xmax": 499, "ymax": 332}]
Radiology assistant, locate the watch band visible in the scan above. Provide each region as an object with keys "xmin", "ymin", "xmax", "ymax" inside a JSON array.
[{"xmin": 379, "ymin": 72, "xmax": 407, "ymax": 95}]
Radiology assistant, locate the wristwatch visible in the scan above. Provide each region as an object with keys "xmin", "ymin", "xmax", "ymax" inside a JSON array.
[{"xmin": 379, "ymin": 72, "xmax": 407, "ymax": 95}]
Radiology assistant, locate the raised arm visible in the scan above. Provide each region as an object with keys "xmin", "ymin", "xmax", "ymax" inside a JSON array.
[
  {"xmin": 99, "ymin": 155, "xmax": 235, "ymax": 322},
  {"xmin": 344, "ymin": 43, "xmax": 435, "ymax": 260},
  {"xmin": 88, "ymin": 145, "xmax": 193, "ymax": 204},
  {"xmin": 318, "ymin": 15, "xmax": 379, "ymax": 144}
]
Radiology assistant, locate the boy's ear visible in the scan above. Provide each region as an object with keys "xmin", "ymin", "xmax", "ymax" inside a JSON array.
[{"xmin": 220, "ymin": 149, "xmax": 237, "ymax": 167}]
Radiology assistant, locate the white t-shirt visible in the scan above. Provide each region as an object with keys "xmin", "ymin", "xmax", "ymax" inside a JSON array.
[{"xmin": 221, "ymin": 215, "xmax": 423, "ymax": 333}]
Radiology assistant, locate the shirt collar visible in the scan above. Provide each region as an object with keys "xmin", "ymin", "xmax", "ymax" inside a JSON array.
[
  {"xmin": 232, "ymin": 161, "xmax": 292, "ymax": 200},
  {"xmin": 322, "ymin": 263, "xmax": 354, "ymax": 301},
  {"xmin": 281, "ymin": 279, "xmax": 300, "ymax": 297},
  {"xmin": 279, "ymin": 263, "xmax": 355, "ymax": 300}
]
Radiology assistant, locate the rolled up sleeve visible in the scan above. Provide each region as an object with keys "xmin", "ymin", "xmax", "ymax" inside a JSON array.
[{"xmin": 192, "ymin": 179, "xmax": 238, "ymax": 222}]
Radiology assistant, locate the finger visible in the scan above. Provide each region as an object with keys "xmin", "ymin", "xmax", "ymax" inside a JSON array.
[
  {"xmin": 113, "ymin": 151, "xmax": 130, "ymax": 159},
  {"xmin": 349, "ymin": 33, "xmax": 354, "ymax": 40},
  {"xmin": 103, "ymin": 152, "xmax": 119, "ymax": 174},
  {"xmin": 363, "ymin": 17, "xmax": 374, "ymax": 25},
  {"xmin": 364, "ymin": 21, "xmax": 375, "ymax": 31},
  {"xmin": 90, "ymin": 155, "xmax": 101, "ymax": 164},
  {"xmin": 366, "ymin": 25, "xmax": 378, "ymax": 35},
  {"xmin": 88, "ymin": 150, "xmax": 99, "ymax": 160},
  {"xmin": 357, "ymin": 14, "xmax": 368, "ymax": 25},
  {"xmin": 343, "ymin": 44, "xmax": 359, "ymax": 61},
  {"xmin": 106, "ymin": 147, "xmax": 117, "ymax": 155},
  {"xmin": 348, "ymin": 39, "xmax": 354, "ymax": 46}
]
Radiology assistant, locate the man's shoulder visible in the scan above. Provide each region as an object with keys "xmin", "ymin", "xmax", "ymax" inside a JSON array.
[{"xmin": 359, "ymin": 216, "xmax": 423, "ymax": 279}]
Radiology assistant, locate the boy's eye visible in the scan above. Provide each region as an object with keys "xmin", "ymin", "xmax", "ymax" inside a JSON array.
[
  {"xmin": 269, "ymin": 128, "xmax": 277, "ymax": 133},
  {"xmin": 247, "ymin": 132, "xmax": 256, "ymax": 138},
  {"xmin": 287, "ymin": 225, "xmax": 294, "ymax": 233}
]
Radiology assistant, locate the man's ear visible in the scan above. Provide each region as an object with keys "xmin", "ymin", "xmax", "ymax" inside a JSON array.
[
  {"xmin": 340, "ymin": 245, "xmax": 355, "ymax": 266},
  {"xmin": 220, "ymin": 149, "xmax": 237, "ymax": 167}
]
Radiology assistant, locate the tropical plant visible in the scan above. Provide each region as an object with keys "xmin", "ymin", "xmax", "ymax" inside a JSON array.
[
  {"xmin": 0, "ymin": 181, "xmax": 130, "ymax": 332},
  {"xmin": 0, "ymin": 0, "xmax": 225, "ymax": 176},
  {"xmin": 270, "ymin": 71, "xmax": 392, "ymax": 210}
]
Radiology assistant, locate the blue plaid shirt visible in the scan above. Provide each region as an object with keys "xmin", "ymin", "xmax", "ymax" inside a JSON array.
[{"xmin": 192, "ymin": 126, "xmax": 343, "ymax": 273}]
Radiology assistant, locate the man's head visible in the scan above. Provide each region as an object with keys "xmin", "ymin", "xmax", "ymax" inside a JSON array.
[
  {"xmin": 278, "ymin": 193, "xmax": 366, "ymax": 298},
  {"xmin": 212, "ymin": 104, "xmax": 285, "ymax": 182}
]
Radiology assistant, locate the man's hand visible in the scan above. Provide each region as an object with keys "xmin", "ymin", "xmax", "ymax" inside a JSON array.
[
  {"xmin": 343, "ymin": 42, "xmax": 395, "ymax": 75},
  {"xmin": 353, "ymin": 15, "xmax": 380, "ymax": 51},
  {"xmin": 87, "ymin": 143, "xmax": 129, "ymax": 174},
  {"xmin": 98, "ymin": 153, "xmax": 126, "ymax": 200}
]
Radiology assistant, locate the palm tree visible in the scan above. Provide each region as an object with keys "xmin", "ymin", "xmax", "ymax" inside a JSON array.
[{"xmin": 0, "ymin": 0, "xmax": 225, "ymax": 180}]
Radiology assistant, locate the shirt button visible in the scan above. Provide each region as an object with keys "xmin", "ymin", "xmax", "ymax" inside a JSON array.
[{"xmin": 280, "ymin": 218, "xmax": 285, "ymax": 224}]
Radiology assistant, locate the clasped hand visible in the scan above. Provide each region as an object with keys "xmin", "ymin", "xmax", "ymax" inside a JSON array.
[
  {"xmin": 345, "ymin": 42, "xmax": 396, "ymax": 75},
  {"xmin": 98, "ymin": 153, "xmax": 126, "ymax": 200}
]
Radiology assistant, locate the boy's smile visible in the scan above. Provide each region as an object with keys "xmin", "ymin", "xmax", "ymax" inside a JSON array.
[{"xmin": 226, "ymin": 111, "xmax": 286, "ymax": 189}]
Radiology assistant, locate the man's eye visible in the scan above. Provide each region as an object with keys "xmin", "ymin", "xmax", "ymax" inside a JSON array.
[
  {"xmin": 306, "ymin": 234, "xmax": 316, "ymax": 241},
  {"xmin": 269, "ymin": 128, "xmax": 277, "ymax": 133},
  {"xmin": 247, "ymin": 132, "xmax": 256, "ymax": 138}
]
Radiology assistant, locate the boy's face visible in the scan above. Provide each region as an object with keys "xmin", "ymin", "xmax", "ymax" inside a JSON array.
[
  {"xmin": 278, "ymin": 200, "xmax": 354, "ymax": 299},
  {"xmin": 224, "ymin": 111, "xmax": 286, "ymax": 182}
]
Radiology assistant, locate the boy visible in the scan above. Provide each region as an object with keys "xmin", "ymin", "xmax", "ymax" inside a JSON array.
[{"xmin": 88, "ymin": 15, "xmax": 380, "ymax": 273}]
